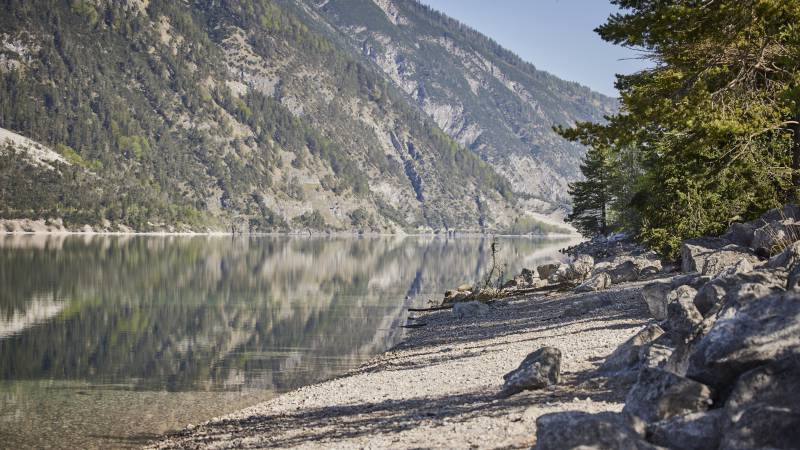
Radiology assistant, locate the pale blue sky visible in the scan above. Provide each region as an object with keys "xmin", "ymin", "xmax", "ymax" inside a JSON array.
[{"xmin": 417, "ymin": 0, "xmax": 650, "ymax": 97}]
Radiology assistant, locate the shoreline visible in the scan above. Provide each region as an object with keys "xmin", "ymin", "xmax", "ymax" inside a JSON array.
[
  {"xmin": 148, "ymin": 277, "xmax": 657, "ymax": 449},
  {"xmin": 0, "ymin": 230, "xmax": 583, "ymax": 238}
]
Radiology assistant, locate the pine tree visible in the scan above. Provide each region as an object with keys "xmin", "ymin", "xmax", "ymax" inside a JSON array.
[{"xmin": 566, "ymin": 146, "xmax": 610, "ymax": 237}]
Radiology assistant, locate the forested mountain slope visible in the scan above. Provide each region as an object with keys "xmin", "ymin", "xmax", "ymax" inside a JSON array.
[
  {"xmin": 300, "ymin": 0, "xmax": 617, "ymax": 209},
  {"xmin": 0, "ymin": 0, "xmax": 610, "ymax": 233}
]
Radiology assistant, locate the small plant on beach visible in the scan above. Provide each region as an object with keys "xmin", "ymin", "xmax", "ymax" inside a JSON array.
[{"xmin": 480, "ymin": 237, "xmax": 508, "ymax": 298}]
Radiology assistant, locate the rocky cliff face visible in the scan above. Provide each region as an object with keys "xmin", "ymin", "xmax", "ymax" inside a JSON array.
[{"xmin": 300, "ymin": 0, "xmax": 618, "ymax": 209}]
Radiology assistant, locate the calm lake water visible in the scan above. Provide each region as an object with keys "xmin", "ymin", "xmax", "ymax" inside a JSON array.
[{"xmin": 0, "ymin": 234, "xmax": 577, "ymax": 449}]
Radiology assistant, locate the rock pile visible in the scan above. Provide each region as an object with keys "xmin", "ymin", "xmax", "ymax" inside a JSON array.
[{"xmin": 532, "ymin": 205, "xmax": 800, "ymax": 449}]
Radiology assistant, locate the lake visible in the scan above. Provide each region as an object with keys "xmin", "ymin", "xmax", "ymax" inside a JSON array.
[{"xmin": 0, "ymin": 234, "xmax": 576, "ymax": 448}]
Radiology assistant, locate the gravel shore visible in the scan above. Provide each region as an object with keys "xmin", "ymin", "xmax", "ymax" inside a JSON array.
[{"xmin": 149, "ymin": 279, "xmax": 656, "ymax": 449}]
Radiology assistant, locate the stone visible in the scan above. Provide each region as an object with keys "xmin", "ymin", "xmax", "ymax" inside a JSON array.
[
  {"xmin": 721, "ymin": 220, "xmax": 762, "ymax": 248},
  {"xmin": 681, "ymin": 237, "xmax": 755, "ymax": 273},
  {"xmin": 701, "ymin": 251, "xmax": 758, "ymax": 277},
  {"xmin": 686, "ymin": 292, "xmax": 800, "ymax": 393},
  {"xmin": 720, "ymin": 356, "xmax": 800, "ymax": 450},
  {"xmin": 533, "ymin": 411, "xmax": 656, "ymax": 450},
  {"xmin": 521, "ymin": 267, "xmax": 536, "ymax": 284},
  {"xmin": 599, "ymin": 324, "xmax": 665, "ymax": 375},
  {"xmin": 638, "ymin": 334, "xmax": 675, "ymax": 370},
  {"xmin": 570, "ymin": 254, "xmax": 595, "ymax": 281},
  {"xmin": 456, "ymin": 283, "xmax": 473, "ymax": 292},
  {"xmin": 693, "ymin": 268, "xmax": 785, "ymax": 317},
  {"xmin": 500, "ymin": 346, "xmax": 561, "ymax": 397},
  {"xmin": 639, "ymin": 265, "xmax": 661, "ymax": 277},
  {"xmin": 624, "ymin": 367, "xmax": 713, "ymax": 423},
  {"xmin": 666, "ymin": 286, "xmax": 702, "ymax": 343},
  {"xmin": 536, "ymin": 263, "xmax": 560, "ymax": 281},
  {"xmin": 443, "ymin": 290, "xmax": 470, "ymax": 305},
  {"xmin": 752, "ymin": 219, "xmax": 800, "ymax": 255},
  {"xmin": 574, "ymin": 272, "xmax": 612, "ymax": 293},
  {"xmin": 710, "ymin": 257, "xmax": 753, "ymax": 280},
  {"xmin": 501, "ymin": 278, "xmax": 518, "ymax": 289},
  {"xmin": 452, "ymin": 301, "xmax": 489, "ymax": 320},
  {"xmin": 647, "ymin": 410, "xmax": 724, "ymax": 450},
  {"xmin": 641, "ymin": 281, "xmax": 672, "ymax": 320},
  {"xmin": 609, "ymin": 260, "xmax": 639, "ymax": 284},
  {"xmin": 766, "ymin": 239, "xmax": 800, "ymax": 269}
]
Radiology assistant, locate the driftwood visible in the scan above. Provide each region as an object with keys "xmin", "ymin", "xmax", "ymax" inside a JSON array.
[
  {"xmin": 401, "ymin": 323, "xmax": 427, "ymax": 328},
  {"xmin": 408, "ymin": 305, "xmax": 452, "ymax": 312}
]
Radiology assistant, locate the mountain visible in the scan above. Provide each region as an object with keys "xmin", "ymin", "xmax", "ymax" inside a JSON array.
[
  {"xmin": 0, "ymin": 0, "xmax": 612, "ymax": 233},
  {"xmin": 301, "ymin": 0, "xmax": 618, "ymax": 207}
]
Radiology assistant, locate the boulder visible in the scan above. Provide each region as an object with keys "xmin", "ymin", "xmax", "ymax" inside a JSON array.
[
  {"xmin": 521, "ymin": 267, "xmax": 536, "ymax": 284},
  {"xmin": 760, "ymin": 203, "xmax": 800, "ymax": 222},
  {"xmin": 721, "ymin": 221, "xmax": 761, "ymax": 248},
  {"xmin": 639, "ymin": 266, "xmax": 661, "ymax": 277},
  {"xmin": 647, "ymin": 410, "xmax": 724, "ymax": 450},
  {"xmin": 665, "ymin": 286, "xmax": 702, "ymax": 343},
  {"xmin": 533, "ymin": 411, "xmax": 656, "ymax": 450},
  {"xmin": 681, "ymin": 237, "xmax": 755, "ymax": 273},
  {"xmin": 710, "ymin": 257, "xmax": 753, "ymax": 280},
  {"xmin": 701, "ymin": 251, "xmax": 758, "ymax": 277},
  {"xmin": 752, "ymin": 219, "xmax": 800, "ymax": 255},
  {"xmin": 443, "ymin": 290, "xmax": 470, "ymax": 305},
  {"xmin": 720, "ymin": 356, "xmax": 800, "ymax": 450},
  {"xmin": 609, "ymin": 260, "xmax": 639, "ymax": 284},
  {"xmin": 574, "ymin": 272, "xmax": 612, "ymax": 293},
  {"xmin": 599, "ymin": 324, "xmax": 665, "ymax": 375},
  {"xmin": 500, "ymin": 346, "xmax": 561, "ymax": 397},
  {"xmin": 456, "ymin": 283, "xmax": 473, "ymax": 292},
  {"xmin": 686, "ymin": 292, "xmax": 800, "ymax": 393},
  {"xmin": 570, "ymin": 254, "xmax": 595, "ymax": 281},
  {"xmin": 624, "ymin": 367, "xmax": 713, "ymax": 423},
  {"xmin": 641, "ymin": 281, "xmax": 672, "ymax": 320},
  {"xmin": 767, "ymin": 240, "xmax": 800, "ymax": 269},
  {"xmin": 536, "ymin": 263, "xmax": 560, "ymax": 281},
  {"xmin": 452, "ymin": 301, "xmax": 490, "ymax": 320},
  {"xmin": 693, "ymin": 268, "xmax": 785, "ymax": 317}
]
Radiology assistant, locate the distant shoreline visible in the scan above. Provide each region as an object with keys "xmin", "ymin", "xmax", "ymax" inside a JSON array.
[{"xmin": 0, "ymin": 230, "xmax": 582, "ymax": 238}]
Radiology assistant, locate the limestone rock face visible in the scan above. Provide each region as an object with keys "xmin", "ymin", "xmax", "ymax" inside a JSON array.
[
  {"xmin": 499, "ymin": 346, "xmax": 561, "ymax": 397},
  {"xmin": 623, "ymin": 368, "xmax": 713, "ymax": 423},
  {"xmin": 533, "ymin": 411, "xmax": 656, "ymax": 450},
  {"xmin": 687, "ymin": 292, "xmax": 800, "ymax": 392}
]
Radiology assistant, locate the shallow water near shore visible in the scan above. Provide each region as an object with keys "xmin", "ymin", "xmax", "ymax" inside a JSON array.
[{"xmin": 0, "ymin": 234, "xmax": 577, "ymax": 449}]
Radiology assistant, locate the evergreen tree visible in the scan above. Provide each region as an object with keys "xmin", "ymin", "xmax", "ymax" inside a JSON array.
[
  {"xmin": 559, "ymin": 0, "xmax": 800, "ymax": 257},
  {"xmin": 566, "ymin": 146, "xmax": 610, "ymax": 237}
]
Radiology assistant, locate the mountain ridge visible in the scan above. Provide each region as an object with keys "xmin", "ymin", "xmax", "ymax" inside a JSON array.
[{"xmin": 0, "ymin": 0, "xmax": 612, "ymax": 234}]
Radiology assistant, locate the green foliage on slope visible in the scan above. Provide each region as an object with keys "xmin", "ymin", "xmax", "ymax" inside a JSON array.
[{"xmin": 0, "ymin": 0, "xmax": 514, "ymax": 232}]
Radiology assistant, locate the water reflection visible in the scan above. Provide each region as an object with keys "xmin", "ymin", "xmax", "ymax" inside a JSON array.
[{"xmin": 0, "ymin": 234, "xmax": 576, "ymax": 448}]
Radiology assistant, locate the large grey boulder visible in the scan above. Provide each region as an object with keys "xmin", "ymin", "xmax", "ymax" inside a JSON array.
[
  {"xmin": 681, "ymin": 237, "xmax": 756, "ymax": 273},
  {"xmin": 452, "ymin": 301, "xmax": 489, "ymax": 320},
  {"xmin": 647, "ymin": 410, "xmax": 724, "ymax": 450},
  {"xmin": 767, "ymin": 239, "xmax": 800, "ymax": 269},
  {"xmin": 575, "ymin": 272, "xmax": 612, "ymax": 293},
  {"xmin": 599, "ymin": 324, "xmax": 666, "ymax": 375},
  {"xmin": 721, "ymin": 221, "xmax": 762, "ymax": 248},
  {"xmin": 752, "ymin": 219, "xmax": 800, "ymax": 255},
  {"xmin": 702, "ymin": 253, "xmax": 757, "ymax": 278},
  {"xmin": 609, "ymin": 260, "xmax": 640, "ymax": 284},
  {"xmin": 536, "ymin": 263, "xmax": 560, "ymax": 281},
  {"xmin": 499, "ymin": 347, "xmax": 561, "ymax": 397},
  {"xmin": 687, "ymin": 292, "xmax": 800, "ymax": 393},
  {"xmin": 624, "ymin": 367, "xmax": 713, "ymax": 423},
  {"xmin": 534, "ymin": 411, "xmax": 656, "ymax": 450},
  {"xmin": 666, "ymin": 286, "xmax": 703, "ymax": 343},
  {"xmin": 642, "ymin": 281, "xmax": 672, "ymax": 320},
  {"xmin": 570, "ymin": 254, "xmax": 595, "ymax": 281},
  {"xmin": 693, "ymin": 268, "xmax": 786, "ymax": 317},
  {"xmin": 720, "ymin": 356, "xmax": 800, "ymax": 450}
]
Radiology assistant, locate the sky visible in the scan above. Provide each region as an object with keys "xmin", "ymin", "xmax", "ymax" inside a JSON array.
[{"xmin": 417, "ymin": 0, "xmax": 650, "ymax": 97}]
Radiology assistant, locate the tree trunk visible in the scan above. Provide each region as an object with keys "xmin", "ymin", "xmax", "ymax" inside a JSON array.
[{"xmin": 792, "ymin": 116, "xmax": 800, "ymax": 202}]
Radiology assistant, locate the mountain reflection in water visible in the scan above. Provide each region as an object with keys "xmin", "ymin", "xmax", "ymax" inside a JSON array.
[{"xmin": 0, "ymin": 234, "xmax": 577, "ymax": 448}]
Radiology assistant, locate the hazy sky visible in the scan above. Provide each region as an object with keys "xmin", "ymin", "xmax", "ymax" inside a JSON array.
[{"xmin": 417, "ymin": 0, "xmax": 650, "ymax": 97}]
